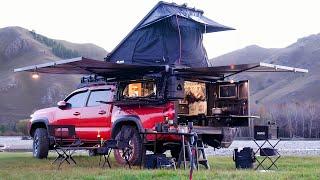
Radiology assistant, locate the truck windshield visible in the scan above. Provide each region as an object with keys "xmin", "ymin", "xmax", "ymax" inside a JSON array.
[{"xmin": 123, "ymin": 81, "xmax": 156, "ymax": 98}]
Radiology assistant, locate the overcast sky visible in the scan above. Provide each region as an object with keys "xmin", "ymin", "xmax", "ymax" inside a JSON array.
[{"xmin": 1, "ymin": 0, "xmax": 320, "ymax": 58}]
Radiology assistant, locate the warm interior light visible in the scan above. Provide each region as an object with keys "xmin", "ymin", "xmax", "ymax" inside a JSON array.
[
  {"xmin": 32, "ymin": 72, "xmax": 39, "ymax": 79},
  {"xmin": 230, "ymin": 79, "xmax": 234, "ymax": 83}
]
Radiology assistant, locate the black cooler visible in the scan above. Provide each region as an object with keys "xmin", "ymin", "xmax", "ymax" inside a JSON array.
[{"xmin": 233, "ymin": 147, "xmax": 255, "ymax": 169}]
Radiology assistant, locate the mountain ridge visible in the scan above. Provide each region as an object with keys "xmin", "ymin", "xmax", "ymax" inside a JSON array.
[
  {"xmin": 210, "ymin": 33, "xmax": 319, "ymax": 107},
  {"xmin": 0, "ymin": 26, "xmax": 107, "ymax": 128}
]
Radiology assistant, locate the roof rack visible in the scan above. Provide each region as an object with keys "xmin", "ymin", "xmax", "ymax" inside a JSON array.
[{"xmin": 78, "ymin": 75, "xmax": 107, "ymax": 88}]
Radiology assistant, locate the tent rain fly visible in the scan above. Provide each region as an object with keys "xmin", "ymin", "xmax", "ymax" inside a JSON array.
[{"xmin": 105, "ymin": 2, "xmax": 235, "ymax": 67}]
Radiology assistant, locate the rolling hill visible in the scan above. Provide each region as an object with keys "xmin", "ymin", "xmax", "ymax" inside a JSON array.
[
  {"xmin": 0, "ymin": 26, "xmax": 107, "ymax": 127},
  {"xmin": 210, "ymin": 33, "xmax": 320, "ymax": 107}
]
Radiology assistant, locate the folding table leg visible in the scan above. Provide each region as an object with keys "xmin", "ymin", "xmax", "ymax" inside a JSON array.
[
  {"xmin": 267, "ymin": 155, "xmax": 280, "ymax": 170},
  {"xmin": 99, "ymin": 155, "xmax": 102, "ymax": 167},
  {"xmin": 139, "ymin": 134, "xmax": 145, "ymax": 169},
  {"xmin": 182, "ymin": 135, "xmax": 186, "ymax": 170},
  {"xmin": 122, "ymin": 148, "xmax": 131, "ymax": 169},
  {"xmin": 105, "ymin": 153, "xmax": 111, "ymax": 168},
  {"xmin": 102, "ymin": 155, "xmax": 107, "ymax": 168},
  {"xmin": 52, "ymin": 149, "xmax": 65, "ymax": 164},
  {"xmin": 52, "ymin": 155, "xmax": 61, "ymax": 164},
  {"xmin": 255, "ymin": 157, "xmax": 267, "ymax": 170},
  {"xmin": 254, "ymin": 139, "xmax": 281, "ymax": 170},
  {"xmin": 68, "ymin": 155, "xmax": 77, "ymax": 164},
  {"xmin": 58, "ymin": 156, "xmax": 68, "ymax": 169},
  {"xmin": 68, "ymin": 149, "xmax": 77, "ymax": 164},
  {"xmin": 107, "ymin": 149, "xmax": 112, "ymax": 168},
  {"xmin": 61, "ymin": 150, "xmax": 71, "ymax": 164}
]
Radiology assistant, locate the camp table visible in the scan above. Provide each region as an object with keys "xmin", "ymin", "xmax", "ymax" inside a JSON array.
[{"xmin": 139, "ymin": 130, "xmax": 198, "ymax": 170}]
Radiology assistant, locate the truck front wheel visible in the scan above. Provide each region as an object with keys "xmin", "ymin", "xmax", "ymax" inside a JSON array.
[
  {"xmin": 114, "ymin": 125, "xmax": 143, "ymax": 165},
  {"xmin": 33, "ymin": 128, "xmax": 49, "ymax": 159}
]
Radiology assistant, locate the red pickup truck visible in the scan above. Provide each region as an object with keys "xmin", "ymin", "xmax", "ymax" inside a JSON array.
[
  {"xmin": 28, "ymin": 75, "xmax": 246, "ymax": 165},
  {"xmin": 22, "ymin": 58, "xmax": 308, "ymax": 167}
]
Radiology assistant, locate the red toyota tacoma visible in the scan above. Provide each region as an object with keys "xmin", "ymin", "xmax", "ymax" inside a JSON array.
[{"xmin": 28, "ymin": 75, "xmax": 250, "ymax": 165}]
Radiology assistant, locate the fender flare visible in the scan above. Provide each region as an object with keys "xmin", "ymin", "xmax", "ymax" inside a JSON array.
[
  {"xmin": 111, "ymin": 116, "xmax": 144, "ymax": 139},
  {"xmin": 29, "ymin": 118, "xmax": 49, "ymax": 136}
]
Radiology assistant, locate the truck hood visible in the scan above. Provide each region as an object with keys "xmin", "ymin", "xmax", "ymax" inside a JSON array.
[{"xmin": 31, "ymin": 107, "xmax": 57, "ymax": 119}]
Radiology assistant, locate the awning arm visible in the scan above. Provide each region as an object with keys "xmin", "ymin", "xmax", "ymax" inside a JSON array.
[
  {"xmin": 13, "ymin": 57, "xmax": 85, "ymax": 73},
  {"xmin": 222, "ymin": 62, "xmax": 308, "ymax": 80},
  {"xmin": 222, "ymin": 64, "xmax": 260, "ymax": 80},
  {"xmin": 254, "ymin": 62, "xmax": 309, "ymax": 73}
]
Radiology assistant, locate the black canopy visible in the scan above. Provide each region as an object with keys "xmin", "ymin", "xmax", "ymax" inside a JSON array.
[{"xmin": 105, "ymin": 1, "xmax": 234, "ymax": 67}]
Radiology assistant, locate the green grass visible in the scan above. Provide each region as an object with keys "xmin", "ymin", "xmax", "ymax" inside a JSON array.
[{"xmin": 0, "ymin": 152, "xmax": 319, "ymax": 180}]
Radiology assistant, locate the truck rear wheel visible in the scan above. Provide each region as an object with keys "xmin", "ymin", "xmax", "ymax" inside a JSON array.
[
  {"xmin": 114, "ymin": 125, "xmax": 143, "ymax": 165},
  {"xmin": 33, "ymin": 128, "xmax": 49, "ymax": 159}
]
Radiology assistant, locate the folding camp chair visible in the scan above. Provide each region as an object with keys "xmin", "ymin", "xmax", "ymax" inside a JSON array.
[
  {"xmin": 253, "ymin": 125, "xmax": 281, "ymax": 170},
  {"xmin": 97, "ymin": 129, "xmax": 133, "ymax": 169},
  {"xmin": 48, "ymin": 125, "xmax": 83, "ymax": 169}
]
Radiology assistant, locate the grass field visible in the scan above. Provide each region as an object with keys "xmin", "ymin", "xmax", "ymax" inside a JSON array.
[{"xmin": 0, "ymin": 152, "xmax": 319, "ymax": 180}]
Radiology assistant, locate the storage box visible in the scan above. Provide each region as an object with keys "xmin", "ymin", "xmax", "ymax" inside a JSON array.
[{"xmin": 254, "ymin": 126, "xmax": 269, "ymax": 140}]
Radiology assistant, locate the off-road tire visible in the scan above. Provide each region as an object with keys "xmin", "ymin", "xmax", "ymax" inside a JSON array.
[
  {"xmin": 33, "ymin": 128, "xmax": 49, "ymax": 159},
  {"xmin": 114, "ymin": 125, "xmax": 143, "ymax": 165}
]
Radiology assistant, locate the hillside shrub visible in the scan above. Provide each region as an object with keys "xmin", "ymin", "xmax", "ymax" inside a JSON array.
[
  {"xmin": 30, "ymin": 30, "xmax": 80, "ymax": 59},
  {"xmin": 16, "ymin": 119, "xmax": 29, "ymax": 135}
]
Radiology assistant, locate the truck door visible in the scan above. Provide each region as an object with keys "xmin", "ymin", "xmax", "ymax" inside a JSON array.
[
  {"xmin": 78, "ymin": 89, "xmax": 113, "ymax": 141},
  {"xmin": 55, "ymin": 90, "xmax": 89, "ymax": 136}
]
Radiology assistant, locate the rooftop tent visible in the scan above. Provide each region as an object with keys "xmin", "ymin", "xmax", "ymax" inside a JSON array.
[{"xmin": 105, "ymin": 1, "xmax": 234, "ymax": 67}]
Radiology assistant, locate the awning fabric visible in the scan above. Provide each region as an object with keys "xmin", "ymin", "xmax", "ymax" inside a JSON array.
[
  {"xmin": 14, "ymin": 57, "xmax": 166, "ymax": 78},
  {"xmin": 14, "ymin": 57, "xmax": 308, "ymax": 80},
  {"xmin": 105, "ymin": 2, "xmax": 234, "ymax": 68},
  {"xmin": 174, "ymin": 62, "xmax": 308, "ymax": 80}
]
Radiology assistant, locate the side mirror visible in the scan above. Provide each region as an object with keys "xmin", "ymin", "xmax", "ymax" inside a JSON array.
[{"xmin": 57, "ymin": 101, "xmax": 68, "ymax": 109}]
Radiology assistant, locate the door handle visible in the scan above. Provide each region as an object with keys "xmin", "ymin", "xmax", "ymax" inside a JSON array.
[
  {"xmin": 98, "ymin": 110, "xmax": 106, "ymax": 115},
  {"xmin": 73, "ymin": 112, "xmax": 80, "ymax": 116}
]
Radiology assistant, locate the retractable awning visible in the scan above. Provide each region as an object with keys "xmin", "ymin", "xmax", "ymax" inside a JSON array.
[
  {"xmin": 174, "ymin": 62, "xmax": 308, "ymax": 80},
  {"xmin": 14, "ymin": 57, "xmax": 166, "ymax": 77},
  {"xmin": 14, "ymin": 57, "xmax": 308, "ymax": 80}
]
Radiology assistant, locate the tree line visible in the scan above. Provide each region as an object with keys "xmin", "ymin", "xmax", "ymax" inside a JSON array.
[
  {"xmin": 237, "ymin": 102, "xmax": 320, "ymax": 139},
  {"xmin": 30, "ymin": 30, "xmax": 80, "ymax": 59},
  {"xmin": 0, "ymin": 119, "xmax": 28, "ymax": 136}
]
